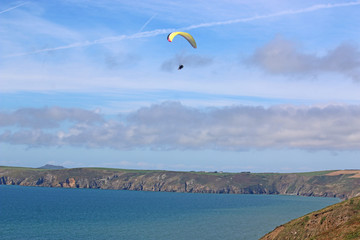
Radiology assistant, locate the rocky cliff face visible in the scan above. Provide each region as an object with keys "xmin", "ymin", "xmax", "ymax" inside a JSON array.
[
  {"xmin": 260, "ymin": 195, "xmax": 360, "ymax": 240},
  {"xmin": 1, "ymin": 167, "xmax": 360, "ymax": 199}
]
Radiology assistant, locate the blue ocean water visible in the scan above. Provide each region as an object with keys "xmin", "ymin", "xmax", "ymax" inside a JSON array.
[{"xmin": 0, "ymin": 185, "xmax": 339, "ymax": 240}]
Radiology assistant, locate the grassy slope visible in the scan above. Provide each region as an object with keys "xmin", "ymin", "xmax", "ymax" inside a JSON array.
[
  {"xmin": 0, "ymin": 166, "xmax": 335, "ymax": 175},
  {"xmin": 260, "ymin": 196, "xmax": 360, "ymax": 240},
  {"xmin": 0, "ymin": 166, "xmax": 335, "ymax": 183}
]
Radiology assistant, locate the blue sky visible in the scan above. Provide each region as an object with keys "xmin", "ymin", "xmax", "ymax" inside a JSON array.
[{"xmin": 1, "ymin": 0, "xmax": 360, "ymax": 172}]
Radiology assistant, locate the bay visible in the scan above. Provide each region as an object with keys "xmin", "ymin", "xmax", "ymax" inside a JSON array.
[{"xmin": 0, "ymin": 185, "xmax": 339, "ymax": 240}]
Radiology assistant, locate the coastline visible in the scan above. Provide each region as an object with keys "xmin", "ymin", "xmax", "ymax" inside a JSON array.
[{"xmin": 1, "ymin": 166, "xmax": 359, "ymax": 199}]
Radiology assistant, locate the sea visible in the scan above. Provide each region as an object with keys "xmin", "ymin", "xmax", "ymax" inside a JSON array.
[{"xmin": 0, "ymin": 185, "xmax": 339, "ymax": 240}]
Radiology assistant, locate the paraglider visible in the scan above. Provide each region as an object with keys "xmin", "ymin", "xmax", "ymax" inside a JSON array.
[
  {"xmin": 167, "ymin": 32, "xmax": 196, "ymax": 70},
  {"xmin": 167, "ymin": 32, "xmax": 197, "ymax": 48}
]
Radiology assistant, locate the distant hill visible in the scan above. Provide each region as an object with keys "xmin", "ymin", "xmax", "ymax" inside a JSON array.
[
  {"xmin": 1, "ymin": 167, "xmax": 360, "ymax": 199},
  {"xmin": 260, "ymin": 196, "xmax": 360, "ymax": 240},
  {"xmin": 37, "ymin": 164, "xmax": 65, "ymax": 170}
]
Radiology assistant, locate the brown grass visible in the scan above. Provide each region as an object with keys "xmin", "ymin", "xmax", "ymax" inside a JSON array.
[{"xmin": 326, "ymin": 170, "xmax": 360, "ymax": 178}]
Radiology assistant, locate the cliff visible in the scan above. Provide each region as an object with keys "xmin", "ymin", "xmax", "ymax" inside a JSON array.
[
  {"xmin": 260, "ymin": 195, "xmax": 360, "ymax": 240},
  {"xmin": 1, "ymin": 167, "xmax": 360, "ymax": 199}
]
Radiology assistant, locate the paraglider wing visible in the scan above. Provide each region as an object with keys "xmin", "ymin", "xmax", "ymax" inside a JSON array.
[{"xmin": 167, "ymin": 32, "xmax": 197, "ymax": 48}]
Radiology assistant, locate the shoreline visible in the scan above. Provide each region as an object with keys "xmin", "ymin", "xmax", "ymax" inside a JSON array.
[{"xmin": 2, "ymin": 166, "xmax": 360, "ymax": 199}]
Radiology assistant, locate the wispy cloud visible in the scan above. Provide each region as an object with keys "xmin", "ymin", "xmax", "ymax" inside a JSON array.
[
  {"xmin": 0, "ymin": 107, "xmax": 103, "ymax": 129},
  {"xmin": 104, "ymin": 52, "xmax": 141, "ymax": 69},
  {"xmin": 247, "ymin": 37, "xmax": 360, "ymax": 81},
  {"xmin": 0, "ymin": 2, "xmax": 27, "ymax": 15},
  {"xmin": 5, "ymin": 1, "xmax": 360, "ymax": 57},
  {"xmin": 161, "ymin": 53, "xmax": 213, "ymax": 72},
  {"xmin": 2, "ymin": 102, "xmax": 360, "ymax": 150}
]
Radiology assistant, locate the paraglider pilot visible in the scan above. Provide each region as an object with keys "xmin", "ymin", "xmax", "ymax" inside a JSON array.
[{"xmin": 167, "ymin": 32, "xmax": 196, "ymax": 71}]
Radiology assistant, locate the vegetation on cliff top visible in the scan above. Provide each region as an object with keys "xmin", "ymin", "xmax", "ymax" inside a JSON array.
[
  {"xmin": 260, "ymin": 195, "xmax": 360, "ymax": 240},
  {"xmin": 1, "ymin": 166, "xmax": 360, "ymax": 200}
]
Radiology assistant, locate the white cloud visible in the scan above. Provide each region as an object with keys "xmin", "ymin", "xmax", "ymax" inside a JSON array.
[
  {"xmin": 247, "ymin": 37, "xmax": 360, "ymax": 81},
  {"xmin": 2, "ymin": 102, "xmax": 360, "ymax": 151}
]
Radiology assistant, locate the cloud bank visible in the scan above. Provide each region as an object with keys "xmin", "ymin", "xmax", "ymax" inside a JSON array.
[
  {"xmin": 247, "ymin": 37, "xmax": 360, "ymax": 80},
  {"xmin": 2, "ymin": 102, "xmax": 360, "ymax": 150}
]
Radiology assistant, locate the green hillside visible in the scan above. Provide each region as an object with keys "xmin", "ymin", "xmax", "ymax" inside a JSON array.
[{"xmin": 260, "ymin": 196, "xmax": 360, "ymax": 240}]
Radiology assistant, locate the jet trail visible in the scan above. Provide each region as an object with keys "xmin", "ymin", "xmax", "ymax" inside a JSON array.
[
  {"xmin": 138, "ymin": 13, "xmax": 158, "ymax": 33},
  {"xmin": 5, "ymin": 1, "xmax": 360, "ymax": 57},
  {"xmin": 6, "ymin": 28, "xmax": 175, "ymax": 57},
  {"xmin": 183, "ymin": 1, "xmax": 360, "ymax": 30},
  {"xmin": 0, "ymin": 2, "xmax": 27, "ymax": 15}
]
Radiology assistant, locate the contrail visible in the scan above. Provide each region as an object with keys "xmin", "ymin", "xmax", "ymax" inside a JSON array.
[
  {"xmin": 183, "ymin": 1, "xmax": 360, "ymax": 30},
  {"xmin": 5, "ymin": 1, "xmax": 360, "ymax": 57},
  {"xmin": 6, "ymin": 28, "xmax": 176, "ymax": 57},
  {"xmin": 137, "ymin": 13, "xmax": 158, "ymax": 33},
  {"xmin": 0, "ymin": 2, "xmax": 27, "ymax": 15}
]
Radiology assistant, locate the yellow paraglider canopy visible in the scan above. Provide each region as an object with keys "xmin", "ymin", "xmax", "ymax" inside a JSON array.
[{"xmin": 167, "ymin": 32, "xmax": 197, "ymax": 48}]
